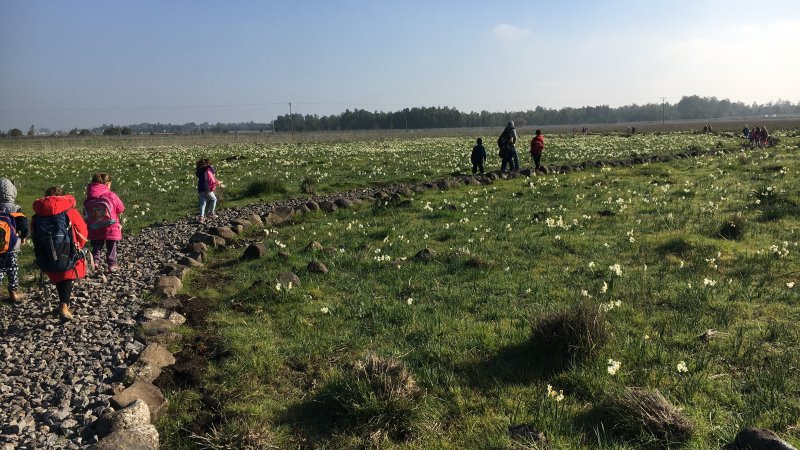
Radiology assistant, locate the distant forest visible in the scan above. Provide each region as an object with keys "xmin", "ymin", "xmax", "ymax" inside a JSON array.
[{"xmin": 85, "ymin": 95, "xmax": 800, "ymax": 135}]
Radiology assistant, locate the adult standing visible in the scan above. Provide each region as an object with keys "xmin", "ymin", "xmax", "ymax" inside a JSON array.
[
  {"xmin": 470, "ymin": 138, "xmax": 487, "ymax": 174},
  {"xmin": 498, "ymin": 121, "xmax": 519, "ymax": 173},
  {"xmin": 530, "ymin": 129, "xmax": 545, "ymax": 173}
]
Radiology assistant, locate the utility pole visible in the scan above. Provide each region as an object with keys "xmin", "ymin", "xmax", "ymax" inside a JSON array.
[
  {"xmin": 661, "ymin": 97, "xmax": 666, "ymax": 126},
  {"xmin": 289, "ymin": 102, "xmax": 294, "ymax": 133}
]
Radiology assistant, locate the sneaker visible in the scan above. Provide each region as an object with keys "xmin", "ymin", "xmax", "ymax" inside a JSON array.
[
  {"xmin": 8, "ymin": 290, "xmax": 25, "ymax": 303},
  {"xmin": 198, "ymin": 216, "xmax": 205, "ymax": 224},
  {"xmin": 58, "ymin": 303, "xmax": 73, "ymax": 321}
]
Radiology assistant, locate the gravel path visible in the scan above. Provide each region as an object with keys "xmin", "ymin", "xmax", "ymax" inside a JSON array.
[{"xmin": 0, "ymin": 184, "xmax": 405, "ymax": 449}]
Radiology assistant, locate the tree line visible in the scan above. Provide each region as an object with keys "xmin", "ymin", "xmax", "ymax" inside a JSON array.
[{"xmin": 3, "ymin": 95, "xmax": 799, "ymax": 137}]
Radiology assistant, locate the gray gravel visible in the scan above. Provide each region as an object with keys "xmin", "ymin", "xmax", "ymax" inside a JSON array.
[{"xmin": 0, "ymin": 184, "xmax": 407, "ymax": 449}]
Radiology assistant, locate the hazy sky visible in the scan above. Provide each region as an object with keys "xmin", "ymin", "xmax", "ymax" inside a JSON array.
[{"xmin": 2, "ymin": 0, "xmax": 799, "ymax": 130}]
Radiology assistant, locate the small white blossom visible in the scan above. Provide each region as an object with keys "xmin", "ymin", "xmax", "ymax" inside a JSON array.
[
  {"xmin": 607, "ymin": 359, "xmax": 621, "ymax": 375},
  {"xmin": 676, "ymin": 361, "xmax": 688, "ymax": 373}
]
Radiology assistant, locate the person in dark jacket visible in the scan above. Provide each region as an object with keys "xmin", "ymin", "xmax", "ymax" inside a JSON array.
[
  {"xmin": 471, "ymin": 138, "xmax": 487, "ymax": 174},
  {"xmin": 499, "ymin": 121, "xmax": 519, "ymax": 173},
  {"xmin": 32, "ymin": 187, "xmax": 88, "ymax": 320},
  {"xmin": 0, "ymin": 177, "xmax": 29, "ymax": 303}
]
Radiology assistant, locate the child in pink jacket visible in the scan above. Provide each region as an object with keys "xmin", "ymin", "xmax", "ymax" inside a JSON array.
[{"xmin": 84, "ymin": 173, "xmax": 125, "ymax": 273}]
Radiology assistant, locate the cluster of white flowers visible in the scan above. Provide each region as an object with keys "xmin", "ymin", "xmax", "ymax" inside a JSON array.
[
  {"xmin": 609, "ymin": 263, "xmax": 622, "ymax": 277},
  {"xmin": 275, "ymin": 281, "xmax": 293, "ymax": 292},
  {"xmin": 703, "ymin": 278, "xmax": 717, "ymax": 287},
  {"xmin": 607, "ymin": 359, "xmax": 621, "ymax": 375},
  {"xmin": 546, "ymin": 384, "xmax": 565, "ymax": 402},
  {"xmin": 770, "ymin": 242, "xmax": 790, "ymax": 258},
  {"xmin": 676, "ymin": 361, "xmax": 688, "ymax": 373},
  {"xmin": 599, "ymin": 300, "xmax": 622, "ymax": 313}
]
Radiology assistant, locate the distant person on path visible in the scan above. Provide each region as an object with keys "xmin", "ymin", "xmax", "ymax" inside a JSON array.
[
  {"xmin": 84, "ymin": 173, "xmax": 125, "ymax": 273},
  {"xmin": 498, "ymin": 121, "xmax": 519, "ymax": 173},
  {"xmin": 530, "ymin": 129, "xmax": 545, "ymax": 173},
  {"xmin": 742, "ymin": 125, "xmax": 750, "ymax": 139},
  {"xmin": 471, "ymin": 138, "xmax": 486, "ymax": 174},
  {"xmin": 760, "ymin": 125, "xmax": 769, "ymax": 147},
  {"xmin": 0, "ymin": 178, "xmax": 30, "ymax": 303},
  {"xmin": 630, "ymin": 126, "xmax": 636, "ymax": 135},
  {"xmin": 32, "ymin": 187, "xmax": 88, "ymax": 321},
  {"xmin": 196, "ymin": 158, "xmax": 221, "ymax": 224}
]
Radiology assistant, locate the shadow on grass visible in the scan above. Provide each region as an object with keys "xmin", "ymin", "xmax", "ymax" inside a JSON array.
[{"xmin": 456, "ymin": 337, "xmax": 564, "ymax": 387}]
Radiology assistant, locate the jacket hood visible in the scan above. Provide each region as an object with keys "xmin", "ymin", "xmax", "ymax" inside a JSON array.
[
  {"xmin": 33, "ymin": 195, "xmax": 77, "ymax": 216},
  {"xmin": 0, "ymin": 178, "xmax": 17, "ymax": 204},
  {"xmin": 86, "ymin": 182, "xmax": 111, "ymax": 199}
]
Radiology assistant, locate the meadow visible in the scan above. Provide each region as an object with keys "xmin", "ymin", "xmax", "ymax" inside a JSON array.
[{"xmin": 2, "ymin": 129, "xmax": 799, "ymax": 448}]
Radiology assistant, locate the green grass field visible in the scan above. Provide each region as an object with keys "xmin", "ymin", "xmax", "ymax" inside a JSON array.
[{"xmin": 2, "ymin": 130, "xmax": 799, "ymax": 448}]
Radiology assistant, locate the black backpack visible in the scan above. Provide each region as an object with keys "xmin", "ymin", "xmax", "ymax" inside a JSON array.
[{"xmin": 32, "ymin": 211, "xmax": 81, "ymax": 273}]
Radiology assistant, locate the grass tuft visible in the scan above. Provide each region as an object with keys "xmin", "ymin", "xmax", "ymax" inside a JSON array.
[
  {"xmin": 600, "ymin": 387, "xmax": 694, "ymax": 447},
  {"xmin": 312, "ymin": 353, "xmax": 425, "ymax": 442},
  {"xmin": 242, "ymin": 179, "xmax": 288, "ymax": 198},
  {"xmin": 530, "ymin": 301, "xmax": 609, "ymax": 369},
  {"xmin": 300, "ymin": 176, "xmax": 318, "ymax": 195},
  {"xmin": 717, "ymin": 215, "xmax": 746, "ymax": 240}
]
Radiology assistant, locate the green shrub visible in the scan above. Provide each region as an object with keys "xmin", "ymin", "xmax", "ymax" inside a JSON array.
[{"xmin": 243, "ymin": 179, "xmax": 287, "ymax": 197}]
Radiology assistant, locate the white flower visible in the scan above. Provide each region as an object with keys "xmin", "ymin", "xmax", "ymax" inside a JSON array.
[
  {"xmin": 787, "ymin": 282, "xmax": 795, "ymax": 288},
  {"xmin": 320, "ymin": 307, "xmax": 330, "ymax": 314},
  {"xmin": 407, "ymin": 298, "xmax": 414, "ymax": 305},
  {"xmin": 581, "ymin": 289, "xmax": 590, "ymax": 297},
  {"xmin": 275, "ymin": 282, "xmax": 282, "ymax": 292},
  {"xmin": 600, "ymin": 282, "xmax": 608, "ymax": 293},
  {"xmin": 703, "ymin": 278, "xmax": 716, "ymax": 287},
  {"xmin": 588, "ymin": 261, "xmax": 596, "ymax": 269},
  {"xmin": 676, "ymin": 361, "xmax": 688, "ymax": 373},
  {"xmin": 607, "ymin": 359, "xmax": 621, "ymax": 375},
  {"xmin": 609, "ymin": 264, "xmax": 622, "ymax": 276}
]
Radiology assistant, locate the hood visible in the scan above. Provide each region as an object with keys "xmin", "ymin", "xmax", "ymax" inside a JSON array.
[
  {"xmin": 33, "ymin": 195, "xmax": 77, "ymax": 216},
  {"xmin": 86, "ymin": 182, "xmax": 111, "ymax": 199},
  {"xmin": 0, "ymin": 178, "xmax": 17, "ymax": 204}
]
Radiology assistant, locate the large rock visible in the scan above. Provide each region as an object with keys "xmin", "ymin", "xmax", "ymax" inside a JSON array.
[
  {"xmin": 160, "ymin": 263, "xmax": 189, "ymax": 280},
  {"xmin": 153, "ymin": 276, "xmax": 182, "ymax": 298},
  {"xmin": 307, "ymin": 260, "xmax": 328, "ymax": 274},
  {"xmin": 264, "ymin": 212, "xmax": 284, "ymax": 225},
  {"xmin": 305, "ymin": 200, "xmax": 320, "ymax": 211},
  {"xmin": 177, "ymin": 256, "xmax": 203, "ymax": 268},
  {"xmin": 242, "ymin": 242, "xmax": 267, "ymax": 260},
  {"xmin": 307, "ymin": 241, "xmax": 323, "ymax": 251},
  {"xmin": 278, "ymin": 271, "xmax": 301, "ymax": 287},
  {"xmin": 141, "ymin": 319, "xmax": 178, "ymax": 335},
  {"xmin": 414, "ymin": 248, "xmax": 436, "ymax": 262},
  {"xmin": 247, "ymin": 214, "xmax": 264, "ymax": 226},
  {"xmin": 139, "ymin": 343, "xmax": 176, "ymax": 369},
  {"xmin": 230, "ymin": 218, "xmax": 253, "ymax": 229},
  {"xmin": 208, "ymin": 226, "xmax": 237, "ymax": 240},
  {"xmin": 97, "ymin": 399, "xmax": 151, "ymax": 436},
  {"xmin": 91, "ymin": 426, "xmax": 159, "ymax": 450},
  {"xmin": 319, "ymin": 201, "xmax": 337, "ymax": 213},
  {"xmin": 124, "ymin": 360, "xmax": 161, "ymax": 385},
  {"xmin": 111, "ymin": 382, "xmax": 168, "ymax": 418},
  {"xmin": 142, "ymin": 308, "xmax": 168, "ymax": 321},
  {"xmin": 273, "ymin": 205, "xmax": 294, "ymax": 220},
  {"xmin": 333, "ymin": 198, "xmax": 352, "ymax": 209},
  {"xmin": 189, "ymin": 231, "xmax": 225, "ymax": 248},
  {"xmin": 733, "ymin": 428, "xmax": 798, "ymax": 450}
]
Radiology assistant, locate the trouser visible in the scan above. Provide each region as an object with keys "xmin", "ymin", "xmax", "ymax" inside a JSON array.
[
  {"xmin": 472, "ymin": 161, "xmax": 484, "ymax": 174},
  {"xmin": 91, "ymin": 240, "xmax": 119, "ymax": 267},
  {"xmin": 0, "ymin": 251, "xmax": 20, "ymax": 291},
  {"xmin": 532, "ymin": 152, "xmax": 542, "ymax": 169},
  {"xmin": 511, "ymin": 150, "xmax": 519, "ymax": 170},
  {"xmin": 198, "ymin": 191, "xmax": 217, "ymax": 217},
  {"xmin": 55, "ymin": 280, "xmax": 74, "ymax": 306}
]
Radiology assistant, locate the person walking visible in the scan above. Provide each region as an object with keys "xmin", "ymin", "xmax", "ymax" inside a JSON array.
[
  {"xmin": 471, "ymin": 138, "xmax": 487, "ymax": 174},
  {"xmin": 32, "ymin": 187, "xmax": 88, "ymax": 321},
  {"xmin": 530, "ymin": 129, "xmax": 545, "ymax": 173},
  {"xmin": 84, "ymin": 173, "xmax": 125, "ymax": 273},
  {"xmin": 0, "ymin": 177, "xmax": 29, "ymax": 303},
  {"xmin": 196, "ymin": 158, "xmax": 221, "ymax": 223}
]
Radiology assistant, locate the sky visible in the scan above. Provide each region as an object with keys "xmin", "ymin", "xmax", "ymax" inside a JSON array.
[{"xmin": 1, "ymin": 0, "xmax": 799, "ymax": 131}]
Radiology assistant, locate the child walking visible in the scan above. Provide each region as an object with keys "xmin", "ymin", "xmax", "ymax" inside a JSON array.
[
  {"xmin": 32, "ymin": 187, "xmax": 88, "ymax": 321},
  {"xmin": 530, "ymin": 129, "xmax": 545, "ymax": 173},
  {"xmin": 196, "ymin": 158, "xmax": 221, "ymax": 223},
  {"xmin": 0, "ymin": 178, "xmax": 30, "ymax": 303},
  {"xmin": 471, "ymin": 138, "xmax": 487, "ymax": 174},
  {"xmin": 84, "ymin": 173, "xmax": 125, "ymax": 273}
]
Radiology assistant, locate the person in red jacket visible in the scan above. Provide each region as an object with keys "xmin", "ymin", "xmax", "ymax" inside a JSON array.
[
  {"xmin": 32, "ymin": 187, "xmax": 88, "ymax": 320},
  {"xmin": 530, "ymin": 129, "xmax": 545, "ymax": 173},
  {"xmin": 84, "ymin": 173, "xmax": 125, "ymax": 273}
]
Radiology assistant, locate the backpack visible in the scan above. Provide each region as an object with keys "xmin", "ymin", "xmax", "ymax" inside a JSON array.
[
  {"xmin": 32, "ymin": 211, "xmax": 81, "ymax": 273},
  {"xmin": 0, "ymin": 212, "xmax": 21, "ymax": 255},
  {"xmin": 84, "ymin": 196, "xmax": 117, "ymax": 230},
  {"xmin": 204, "ymin": 167, "xmax": 219, "ymax": 192}
]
